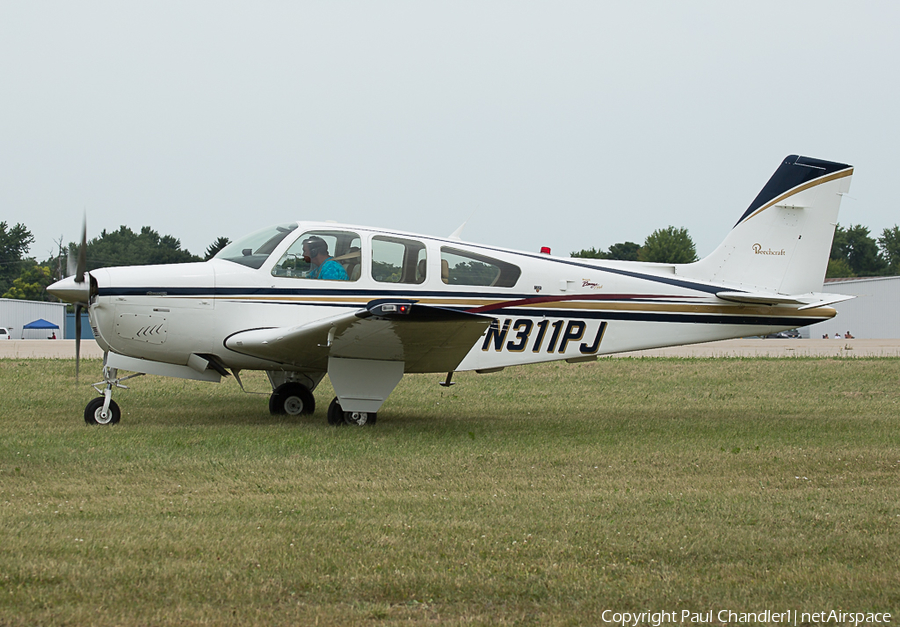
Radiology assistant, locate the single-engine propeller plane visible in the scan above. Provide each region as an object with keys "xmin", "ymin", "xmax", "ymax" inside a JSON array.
[{"xmin": 49, "ymin": 155, "xmax": 854, "ymax": 426}]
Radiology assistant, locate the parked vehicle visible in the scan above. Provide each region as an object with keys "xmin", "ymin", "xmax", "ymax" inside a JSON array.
[
  {"xmin": 0, "ymin": 327, "xmax": 10, "ymax": 340},
  {"xmin": 765, "ymin": 329, "xmax": 800, "ymax": 339}
]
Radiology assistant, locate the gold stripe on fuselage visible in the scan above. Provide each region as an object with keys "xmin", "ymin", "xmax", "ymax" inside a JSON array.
[{"xmin": 200, "ymin": 294, "xmax": 835, "ymax": 320}]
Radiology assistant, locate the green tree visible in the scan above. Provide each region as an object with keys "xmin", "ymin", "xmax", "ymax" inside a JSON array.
[
  {"xmin": 830, "ymin": 224, "xmax": 885, "ymax": 277},
  {"xmin": 878, "ymin": 225, "xmax": 900, "ymax": 275},
  {"xmin": 570, "ymin": 246, "xmax": 605, "ymax": 259},
  {"xmin": 0, "ymin": 221, "xmax": 34, "ymax": 293},
  {"xmin": 825, "ymin": 257, "xmax": 854, "ymax": 279},
  {"xmin": 371, "ymin": 260, "xmax": 401, "ymax": 283},
  {"xmin": 448, "ymin": 261, "xmax": 497, "ymax": 286},
  {"xmin": 638, "ymin": 226, "xmax": 697, "ymax": 264},
  {"xmin": 2, "ymin": 263, "xmax": 53, "ymax": 301},
  {"xmin": 606, "ymin": 241, "xmax": 641, "ymax": 261},
  {"xmin": 571, "ymin": 241, "xmax": 640, "ymax": 261},
  {"xmin": 204, "ymin": 237, "xmax": 231, "ymax": 261},
  {"xmin": 75, "ymin": 226, "xmax": 201, "ymax": 270}
]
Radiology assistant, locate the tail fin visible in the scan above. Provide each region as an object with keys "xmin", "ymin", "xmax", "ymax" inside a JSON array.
[{"xmin": 683, "ymin": 155, "xmax": 853, "ymax": 295}]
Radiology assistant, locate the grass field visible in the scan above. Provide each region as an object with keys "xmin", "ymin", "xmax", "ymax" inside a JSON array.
[{"xmin": 1, "ymin": 357, "xmax": 899, "ymax": 626}]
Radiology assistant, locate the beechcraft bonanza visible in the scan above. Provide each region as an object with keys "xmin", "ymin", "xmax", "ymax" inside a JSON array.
[{"xmin": 49, "ymin": 155, "xmax": 854, "ymax": 426}]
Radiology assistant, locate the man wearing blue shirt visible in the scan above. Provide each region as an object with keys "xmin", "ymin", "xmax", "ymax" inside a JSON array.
[{"xmin": 302, "ymin": 237, "xmax": 348, "ymax": 281}]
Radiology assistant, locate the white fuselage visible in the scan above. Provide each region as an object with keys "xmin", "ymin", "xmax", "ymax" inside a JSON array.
[{"xmin": 85, "ymin": 221, "xmax": 834, "ymax": 375}]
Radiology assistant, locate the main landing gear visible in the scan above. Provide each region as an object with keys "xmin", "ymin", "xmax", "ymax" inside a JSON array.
[
  {"xmin": 269, "ymin": 382, "xmax": 316, "ymax": 416},
  {"xmin": 269, "ymin": 386, "xmax": 375, "ymax": 426},
  {"xmin": 265, "ymin": 372, "xmax": 375, "ymax": 426},
  {"xmin": 327, "ymin": 397, "xmax": 376, "ymax": 426}
]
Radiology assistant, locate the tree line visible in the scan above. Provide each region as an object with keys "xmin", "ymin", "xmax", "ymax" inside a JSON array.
[
  {"xmin": 572, "ymin": 224, "xmax": 900, "ymax": 278},
  {"xmin": 2, "ymin": 220, "xmax": 899, "ymax": 303}
]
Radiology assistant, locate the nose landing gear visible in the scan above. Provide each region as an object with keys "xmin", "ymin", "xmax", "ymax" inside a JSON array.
[
  {"xmin": 84, "ymin": 396, "xmax": 121, "ymax": 425},
  {"xmin": 84, "ymin": 363, "xmax": 144, "ymax": 426}
]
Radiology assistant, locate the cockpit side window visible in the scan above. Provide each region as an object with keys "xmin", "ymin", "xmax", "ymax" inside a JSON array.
[
  {"xmin": 271, "ymin": 230, "xmax": 361, "ymax": 281},
  {"xmin": 214, "ymin": 223, "xmax": 298, "ymax": 270},
  {"xmin": 372, "ymin": 236, "xmax": 427, "ymax": 284},
  {"xmin": 439, "ymin": 247, "xmax": 521, "ymax": 287}
]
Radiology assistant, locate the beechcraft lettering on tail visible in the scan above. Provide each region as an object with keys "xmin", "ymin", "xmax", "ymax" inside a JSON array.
[
  {"xmin": 49, "ymin": 155, "xmax": 855, "ymax": 427},
  {"xmin": 753, "ymin": 243, "xmax": 787, "ymax": 256}
]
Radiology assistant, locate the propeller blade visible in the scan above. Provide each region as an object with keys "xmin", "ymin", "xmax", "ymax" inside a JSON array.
[
  {"xmin": 75, "ymin": 303, "xmax": 82, "ymax": 381},
  {"xmin": 66, "ymin": 247, "xmax": 76, "ymax": 277},
  {"xmin": 75, "ymin": 216, "xmax": 87, "ymax": 283}
]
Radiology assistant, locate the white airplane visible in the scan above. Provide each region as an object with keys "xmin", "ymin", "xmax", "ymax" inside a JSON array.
[{"xmin": 48, "ymin": 155, "xmax": 853, "ymax": 426}]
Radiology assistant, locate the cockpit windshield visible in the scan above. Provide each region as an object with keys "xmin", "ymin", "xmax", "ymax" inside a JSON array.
[{"xmin": 214, "ymin": 223, "xmax": 299, "ymax": 269}]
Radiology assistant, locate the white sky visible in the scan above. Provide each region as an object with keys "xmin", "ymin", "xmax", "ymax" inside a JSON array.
[{"xmin": 2, "ymin": 2, "xmax": 898, "ymax": 263}]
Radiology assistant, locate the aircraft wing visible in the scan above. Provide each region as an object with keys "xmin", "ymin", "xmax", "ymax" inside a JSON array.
[{"xmin": 225, "ymin": 299, "xmax": 493, "ymax": 373}]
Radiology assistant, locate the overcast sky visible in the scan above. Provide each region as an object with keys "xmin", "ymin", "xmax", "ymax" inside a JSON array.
[{"xmin": 2, "ymin": 2, "xmax": 898, "ymax": 264}]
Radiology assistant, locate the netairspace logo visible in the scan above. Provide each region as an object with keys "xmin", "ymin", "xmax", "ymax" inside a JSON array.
[{"xmin": 600, "ymin": 609, "xmax": 892, "ymax": 626}]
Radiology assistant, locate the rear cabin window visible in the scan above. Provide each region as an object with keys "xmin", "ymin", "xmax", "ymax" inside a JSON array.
[
  {"xmin": 271, "ymin": 230, "xmax": 361, "ymax": 281},
  {"xmin": 372, "ymin": 236, "xmax": 427, "ymax": 284},
  {"xmin": 439, "ymin": 247, "xmax": 521, "ymax": 287}
]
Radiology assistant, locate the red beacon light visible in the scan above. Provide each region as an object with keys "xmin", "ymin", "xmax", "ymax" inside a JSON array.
[
  {"xmin": 373, "ymin": 302, "xmax": 412, "ymax": 316},
  {"xmin": 540, "ymin": 246, "xmax": 551, "ymax": 254}
]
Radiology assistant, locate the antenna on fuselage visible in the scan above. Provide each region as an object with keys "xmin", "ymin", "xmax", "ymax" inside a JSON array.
[{"xmin": 448, "ymin": 210, "xmax": 475, "ymax": 241}]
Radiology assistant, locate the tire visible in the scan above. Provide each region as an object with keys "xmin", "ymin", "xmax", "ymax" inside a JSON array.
[
  {"xmin": 268, "ymin": 392, "xmax": 282, "ymax": 415},
  {"xmin": 84, "ymin": 397, "xmax": 121, "ymax": 425},
  {"xmin": 327, "ymin": 397, "xmax": 344, "ymax": 426},
  {"xmin": 327, "ymin": 397, "xmax": 377, "ymax": 426},
  {"xmin": 270, "ymin": 383, "xmax": 315, "ymax": 416}
]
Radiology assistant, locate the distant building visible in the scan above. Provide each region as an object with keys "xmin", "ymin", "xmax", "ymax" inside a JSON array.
[
  {"xmin": 0, "ymin": 298, "xmax": 66, "ymax": 339},
  {"xmin": 65, "ymin": 310, "xmax": 95, "ymax": 340},
  {"xmin": 804, "ymin": 276, "xmax": 900, "ymax": 339}
]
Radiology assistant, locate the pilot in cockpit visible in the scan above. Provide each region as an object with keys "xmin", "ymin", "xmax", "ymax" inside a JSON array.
[{"xmin": 302, "ymin": 236, "xmax": 349, "ymax": 280}]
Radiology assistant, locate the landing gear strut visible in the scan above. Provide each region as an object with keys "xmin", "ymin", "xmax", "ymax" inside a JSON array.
[
  {"xmin": 84, "ymin": 362, "xmax": 143, "ymax": 426},
  {"xmin": 327, "ymin": 397, "xmax": 376, "ymax": 426},
  {"xmin": 269, "ymin": 382, "xmax": 316, "ymax": 416}
]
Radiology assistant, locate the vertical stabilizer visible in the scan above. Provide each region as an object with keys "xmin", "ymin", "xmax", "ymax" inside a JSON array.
[{"xmin": 682, "ymin": 155, "xmax": 853, "ymax": 294}]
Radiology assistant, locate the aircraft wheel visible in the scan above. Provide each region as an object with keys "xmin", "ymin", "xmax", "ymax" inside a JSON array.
[
  {"xmin": 344, "ymin": 411, "xmax": 376, "ymax": 426},
  {"xmin": 84, "ymin": 397, "xmax": 121, "ymax": 425},
  {"xmin": 327, "ymin": 397, "xmax": 344, "ymax": 426},
  {"xmin": 327, "ymin": 397, "xmax": 377, "ymax": 426},
  {"xmin": 270, "ymin": 383, "xmax": 315, "ymax": 416}
]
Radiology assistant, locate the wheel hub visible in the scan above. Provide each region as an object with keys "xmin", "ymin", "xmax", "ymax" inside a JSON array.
[
  {"xmin": 345, "ymin": 411, "xmax": 368, "ymax": 426},
  {"xmin": 283, "ymin": 395, "xmax": 304, "ymax": 415}
]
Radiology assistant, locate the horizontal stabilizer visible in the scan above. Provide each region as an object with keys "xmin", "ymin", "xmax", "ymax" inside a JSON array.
[
  {"xmin": 796, "ymin": 293, "xmax": 855, "ymax": 310},
  {"xmin": 716, "ymin": 291, "xmax": 854, "ymax": 309}
]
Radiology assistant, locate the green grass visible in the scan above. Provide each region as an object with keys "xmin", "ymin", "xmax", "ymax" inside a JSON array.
[{"xmin": 1, "ymin": 357, "xmax": 899, "ymax": 625}]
